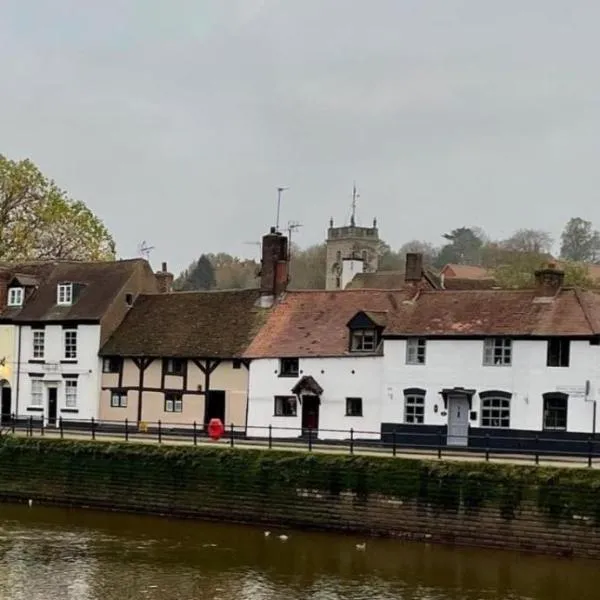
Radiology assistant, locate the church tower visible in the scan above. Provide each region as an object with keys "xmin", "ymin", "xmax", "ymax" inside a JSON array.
[{"xmin": 325, "ymin": 184, "xmax": 380, "ymax": 290}]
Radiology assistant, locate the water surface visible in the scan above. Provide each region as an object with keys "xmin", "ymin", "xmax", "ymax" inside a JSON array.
[{"xmin": 0, "ymin": 503, "xmax": 596, "ymax": 599}]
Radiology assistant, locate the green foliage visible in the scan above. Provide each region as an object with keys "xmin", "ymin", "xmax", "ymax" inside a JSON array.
[
  {"xmin": 1, "ymin": 438, "xmax": 600, "ymax": 526},
  {"xmin": 435, "ymin": 227, "xmax": 486, "ymax": 267},
  {"xmin": 560, "ymin": 217, "xmax": 600, "ymax": 262},
  {"xmin": 0, "ymin": 154, "xmax": 115, "ymax": 260},
  {"xmin": 174, "ymin": 255, "xmax": 216, "ymax": 290}
]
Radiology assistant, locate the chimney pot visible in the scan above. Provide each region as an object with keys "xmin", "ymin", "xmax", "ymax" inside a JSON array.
[
  {"xmin": 270, "ymin": 226, "xmax": 276, "ymax": 234},
  {"xmin": 162, "ymin": 262, "xmax": 167, "ymax": 272}
]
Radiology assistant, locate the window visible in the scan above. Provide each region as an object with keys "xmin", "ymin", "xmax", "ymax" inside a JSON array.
[
  {"xmin": 164, "ymin": 358, "xmax": 185, "ymax": 376},
  {"xmin": 274, "ymin": 395, "xmax": 297, "ymax": 416},
  {"xmin": 31, "ymin": 379, "xmax": 43, "ymax": 407},
  {"xmin": 64, "ymin": 330, "xmax": 77, "ymax": 359},
  {"xmin": 232, "ymin": 359, "xmax": 242, "ymax": 369},
  {"xmin": 480, "ymin": 392, "xmax": 511, "ymax": 428},
  {"xmin": 335, "ymin": 276, "xmax": 341, "ymax": 288},
  {"xmin": 279, "ymin": 358, "xmax": 299, "ymax": 377},
  {"xmin": 33, "ymin": 330, "xmax": 45, "ymax": 359},
  {"xmin": 57, "ymin": 283, "xmax": 73, "ymax": 305},
  {"xmin": 65, "ymin": 379, "xmax": 77, "ymax": 408},
  {"xmin": 164, "ymin": 392, "xmax": 183, "ymax": 413},
  {"xmin": 102, "ymin": 357, "xmax": 122, "ymax": 373},
  {"xmin": 351, "ymin": 329, "xmax": 377, "ymax": 352},
  {"xmin": 345, "ymin": 397, "xmax": 363, "ymax": 417},
  {"xmin": 125, "ymin": 293, "xmax": 134, "ymax": 306},
  {"xmin": 336, "ymin": 250, "xmax": 341, "ymax": 263},
  {"xmin": 110, "ymin": 391, "xmax": 127, "ymax": 408},
  {"xmin": 543, "ymin": 393, "xmax": 568, "ymax": 431},
  {"xmin": 483, "ymin": 338, "xmax": 512, "ymax": 366},
  {"xmin": 7, "ymin": 287, "xmax": 24, "ymax": 307},
  {"xmin": 404, "ymin": 391, "xmax": 425, "ymax": 424},
  {"xmin": 361, "ymin": 250, "xmax": 368, "ymax": 263},
  {"xmin": 547, "ymin": 339, "xmax": 570, "ymax": 367},
  {"xmin": 406, "ymin": 338, "xmax": 426, "ymax": 365}
]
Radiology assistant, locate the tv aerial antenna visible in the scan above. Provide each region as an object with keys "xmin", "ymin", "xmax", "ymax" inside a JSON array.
[{"xmin": 138, "ymin": 241, "xmax": 155, "ymax": 261}]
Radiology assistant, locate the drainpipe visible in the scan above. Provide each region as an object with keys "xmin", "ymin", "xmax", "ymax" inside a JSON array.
[{"xmin": 15, "ymin": 324, "xmax": 22, "ymax": 418}]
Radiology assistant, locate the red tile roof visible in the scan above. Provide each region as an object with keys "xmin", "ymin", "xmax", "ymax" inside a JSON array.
[
  {"xmin": 386, "ymin": 289, "xmax": 600, "ymax": 337},
  {"xmin": 244, "ymin": 289, "xmax": 413, "ymax": 358},
  {"xmin": 442, "ymin": 264, "xmax": 492, "ymax": 279}
]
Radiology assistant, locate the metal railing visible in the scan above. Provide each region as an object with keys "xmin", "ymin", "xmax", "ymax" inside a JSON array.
[{"xmin": 2, "ymin": 415, "xmax": 599, "ymax": 467}]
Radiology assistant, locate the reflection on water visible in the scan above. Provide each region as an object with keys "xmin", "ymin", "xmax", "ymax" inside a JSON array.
[{"xmin": 0, "ymin": 503, "xmax": 595, "ymax": 599}]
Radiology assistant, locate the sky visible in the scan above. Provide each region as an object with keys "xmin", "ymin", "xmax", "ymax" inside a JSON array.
[{"xmin": 1, "ymin": 1, "xmax": 600, "ymax": 274}]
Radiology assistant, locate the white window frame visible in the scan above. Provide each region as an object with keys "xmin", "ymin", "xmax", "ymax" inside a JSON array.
[
  {"xmin": 404, "ymin": 393, "xmax": 425, "ymax": 424},
  {"xmin": 483, "ymin": 338, "xmax": 512, "ymax": 366},
  {"xmin": 110, "ymin": 391, "xmax": 127, "ymax": 408},
  {"xmin": 7, "ymin": 287, "xmax": 24, "ymax": 307},
  {"xmin": 351, "ymin": 329, "xmax": 377, "ymax": 352},
  {"xmin": 64, "ymin": 330, "xmax": 77, "ymax": 360},
  {"xmin": 406, "ymin": 338, "xmax": 426, "ymax": 365},
  {"xmin": 480, "ymin": 395, "xmax": 511, "ymax": 428},
  {"xmin": 31, "ymin": 378, "xmax": 43, "ymax": 407},
  {"xmin": 65, "ymin": 379, "xmax": 77, "ymax": 408},
  {"xmin": 57, "ymin": 283, "xmax": 73, "ymax": 305},
  {"xmin": 32, "ymin": 330, "xmax": 45, "ymax": 359}
]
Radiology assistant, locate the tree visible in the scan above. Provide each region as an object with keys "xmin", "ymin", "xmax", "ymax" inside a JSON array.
[
  {"xmin": 560, "ymin": 217, "xmax": 600, "ymax": 262},
  {"xmin": 502, "ymin": 229, "xmax": 553, "ymax": 254},
  {"xmin": 0, "ymin": 154, "xmax": 115, "ymax": 260},
  {"xmin": 289, "ymin": 243, "xmax": 326, "ymax": 289},
  {"xmin": 435, "ymin": 227, "xmax": 485, "ymax": 267},
  {"xmin": 175, "ymin": 255, "xmax": 216, "ymax": 291}
]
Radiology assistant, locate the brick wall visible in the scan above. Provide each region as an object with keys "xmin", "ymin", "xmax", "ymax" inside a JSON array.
[{"xmin": 0, "ymin": 438, "xmax": 599, "ymax": 559}]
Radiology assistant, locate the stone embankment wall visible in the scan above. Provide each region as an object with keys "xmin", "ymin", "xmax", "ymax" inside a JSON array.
[{"xmin": 1, "ymin": 438, "xmax": 599, "ymax": 559}]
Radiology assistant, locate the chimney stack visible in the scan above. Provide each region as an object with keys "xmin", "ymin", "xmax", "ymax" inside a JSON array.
[
  {"xmin": 155, "ymin": 262, "xmax": 174, "ymax": 294},
  {"xmin": 534, "ymin": 262, "xmax": 564, "ymax": 297},
  {"xmin": 259, "ymin": 227, "xmax": 289, "ymax": 299},
  {"xmin": 404, "ymin": 253, "xmax": 424, "ymax": 283}
]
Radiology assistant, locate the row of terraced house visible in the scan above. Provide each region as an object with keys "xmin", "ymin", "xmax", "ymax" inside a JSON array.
[{"xmin": 0, "ymin": 227, "xmax": 599, "ymax": 454}]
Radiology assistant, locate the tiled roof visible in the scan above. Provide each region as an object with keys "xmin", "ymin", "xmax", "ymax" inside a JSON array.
[
  {"xmin": 442, "ymin": 264, "xmax": 492, "ymax": 279},
  {"xmin": 100, "ymin": 289, "xmax": 267, "ymax": 358},
  {"xmin": 0, "ymin": 259, "xmax": 150, "ymax": 323},
  {"xmin": 244, "ymin": 289, "xmax": 413, "ymax": 358},
  {"xmin": 385, "ymin": 289, "xmax": 600, "ymax": 337}
]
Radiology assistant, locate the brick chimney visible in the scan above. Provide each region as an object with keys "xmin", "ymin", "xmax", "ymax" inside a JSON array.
[
  {"xmin": 404, "ymin": 253, "xmax": 423, "ymax": 283},
  {"xmin": 259, "ymin": 227, "xmax": 289, "ymax": 298},
  {"xmin": 534, "ymin": 262, "xmax": 564, "ymax": 297},
  {"xmin": 155, "ymin": 262, "xmax": 174, "ymax": 293}
]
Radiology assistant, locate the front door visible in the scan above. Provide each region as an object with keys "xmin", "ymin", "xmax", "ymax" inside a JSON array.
[
  {"xmin": 447, "ymin": 394, "xmax": 469, "ymax": 446},
  {"xmin": 1, "ymin": 387, "xmax": 11, "ymax": 425},
  {"xmin": 205, "ymin": 390, "xmax": 226, "ymax": 425},
  {"xmin": 301, "ymin": 395, "xmax": 320, "ymax": 436},
  {"xmin": 47, "ymin": 387, "xmax": 58, "ymax": 426}
]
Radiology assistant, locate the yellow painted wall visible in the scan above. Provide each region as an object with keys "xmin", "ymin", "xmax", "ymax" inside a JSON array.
[{"xmin": 0, "ymin": 325, "xmax": 16, "ymax": 387}]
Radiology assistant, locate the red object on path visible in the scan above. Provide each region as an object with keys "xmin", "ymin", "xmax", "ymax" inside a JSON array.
[{"xmin": 207, "ymin": 418, "xmax": 224, "ymax": 440}]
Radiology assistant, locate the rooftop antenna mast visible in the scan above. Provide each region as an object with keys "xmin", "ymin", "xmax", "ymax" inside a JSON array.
[
  {"xmin": 276, "ymin": 186, "xmax": 288, "ymax": 232},
  {"xmin": 287, "ymin": 220, "xmax": 302, "ymax": 258},
  {"xmin": 350, "ymin": 182, "xmax": 359, "ymax": 226},
  {"xmin": 138, "ymin": 240, "xmax": 155, "ymax": 262}
]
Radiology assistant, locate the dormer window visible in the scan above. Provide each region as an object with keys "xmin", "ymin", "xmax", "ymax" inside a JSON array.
[
  {"xmin": 57, "ymin": 283, "xmax": 73, "ymax": 305},
  {"xmin": 7, "ymin": 287, "xmax": 24, "ymax": 307},
  {"xmin": 351, "ymin": 329, "xmax": 377, "ymax": 352}
]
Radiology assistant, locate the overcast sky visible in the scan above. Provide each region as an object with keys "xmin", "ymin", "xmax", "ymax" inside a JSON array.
[{"xmin": 1, "ymin": 1, "xmax": 599, "ymax": 273}]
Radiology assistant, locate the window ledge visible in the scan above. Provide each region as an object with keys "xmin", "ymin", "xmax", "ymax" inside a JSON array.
[
  {"xmin": 60, "ymin": 360, "xmax": 78, "ymax": 364},
  {"xmin": 345, "ymin": 414, "xmax": 363, "ymax": 418},
  {"xmin": 278, "ymin": 373, "xmax": 299, "ymax": 378},
  {"xmin": 28, "ymin": 359, "xmax": 45, "ymax": 364},
  {"xmin": 272, "ymin": 414, "xmax": 297, "ymax": 418},
  {"xmin": 60, "ymin": 408, "xmax": 79, "ymax": 413},
  {"xmin": 26, "ymin": 407, "xmax": 43, "ymax": 412}
]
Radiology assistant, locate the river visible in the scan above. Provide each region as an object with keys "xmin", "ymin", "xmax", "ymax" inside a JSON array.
[{"xmin": 0, "ymin": 503, "xmax": 596, "ymax": 600}]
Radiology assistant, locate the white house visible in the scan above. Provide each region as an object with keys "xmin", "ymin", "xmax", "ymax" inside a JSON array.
[
  {"xmin": 0, "ymin": 259, "xmax": 161, "ymax": 426},
  {"xmin": 245, "ymin": 288, "xmax": 414, "ymax": 441},
  {"xmin": 379, "ymin": 264, "xmax": 600, "ymax": 453}
]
